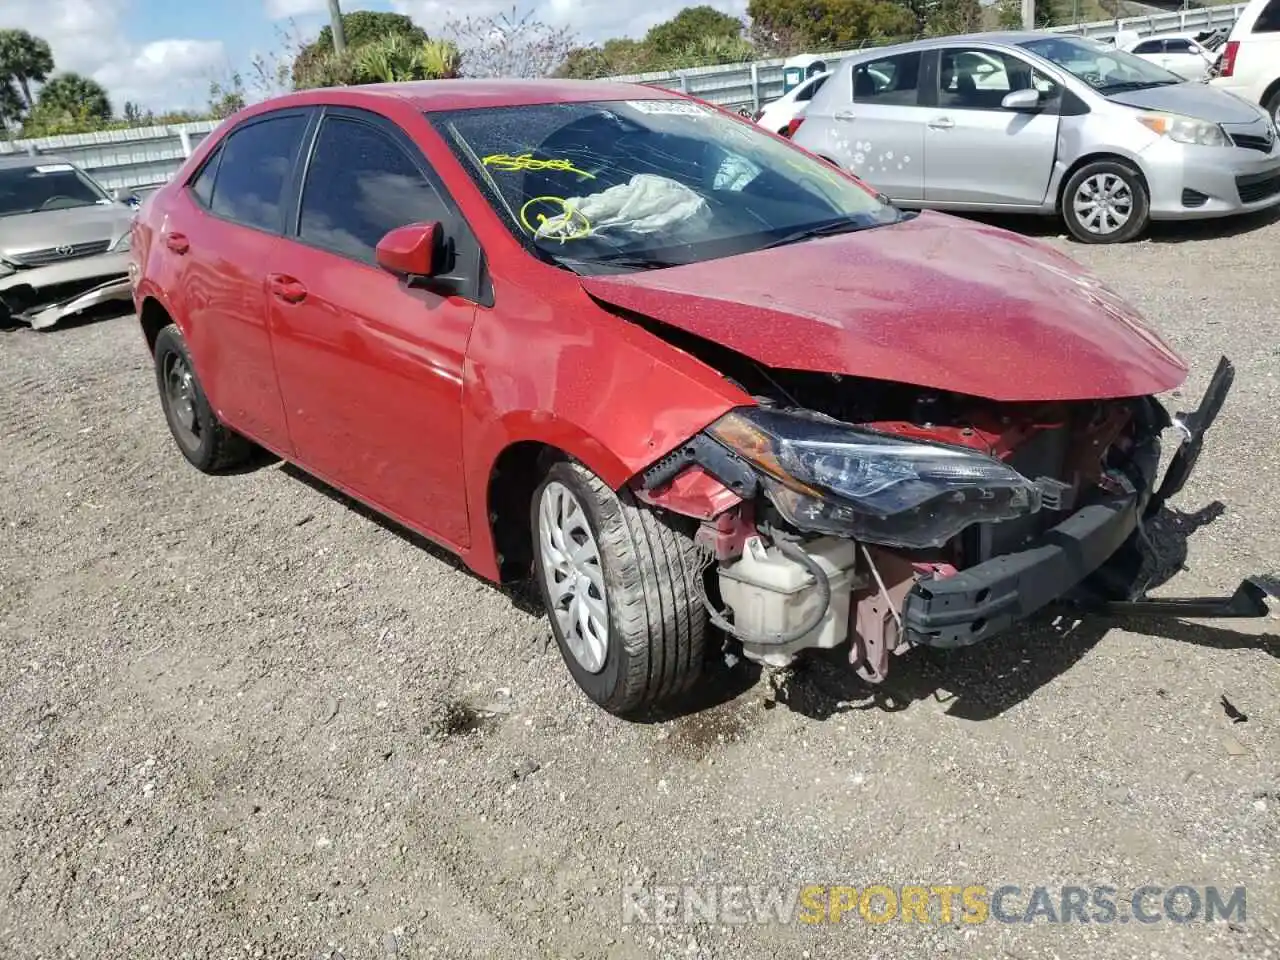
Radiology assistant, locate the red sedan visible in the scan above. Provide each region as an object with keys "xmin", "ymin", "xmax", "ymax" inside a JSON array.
[{"xmin": 130, "ymin": 80, "xmax": 1264, "ymax": 717}]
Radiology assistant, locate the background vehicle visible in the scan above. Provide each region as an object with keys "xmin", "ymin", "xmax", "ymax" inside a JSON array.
[
  {"xmin": 1210, "ymin": 0, "xmax": 1280, "ymax": 124},
  {"xmin": 754, "ymin": 70, "xmax": 830, "ymax": 135},
  {"xmin": 1122, "ymin": 32, "xmax": 1218, "ymax": 81},
  {"xmin": 130, "ymin": 80, "xmax": 1267, "ymax": 719},
  {"xmin": 793, "ymin": 32, "xmax": 1280, "ymax": 243},
  {"xmin": 0, "ymin": 156, "xmax": 137, "ymax": 329}
]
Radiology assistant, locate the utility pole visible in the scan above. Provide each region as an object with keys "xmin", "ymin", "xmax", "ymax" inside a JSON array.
[
  {"xmin": 327, "ymin": 0, "xmax": 347, "ymax": 54},
  {"xmin": 1021, "ymin": 0, "xmax": 1035, "ymax": 30}
]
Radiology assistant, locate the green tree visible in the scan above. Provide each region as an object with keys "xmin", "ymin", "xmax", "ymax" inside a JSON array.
[
  {"xmin": 33, "ymin": 72, "xmax": 111, "ymax": 122},
  {"xmin": 554, "ymin": 37, "xmax": 658, "ymax": 78},
  {"xmin": 0, "ymin": 29, "xmax": 54, "ymax": 111},
  {"xmin": 924, "ymin": 0, "xmax": 984, "ymax": 34},
  {"xmin": 292, "ymin": 11, "xmax": 428, "ymax": 87},
  {"xmin": 747, "ymin": 0, "xmax": 917, "ymax": 51},
  {"xmin": 644, "ymin": 5, "xmax": 743, "ymax": 56}
]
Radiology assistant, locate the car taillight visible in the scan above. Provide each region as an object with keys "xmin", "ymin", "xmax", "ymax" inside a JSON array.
[
  {"xmin": 783, "ymin": 117, "xmax": 805, "ymax": 138},
  {"xmin": 1219, "ymin": 40, "xmax": 1239, "ymax": 78}
]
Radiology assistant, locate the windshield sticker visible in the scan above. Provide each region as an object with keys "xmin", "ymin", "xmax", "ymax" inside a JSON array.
[
  {"xmin": 33, "ymin": 163, "xmax": 74, "ymax": 173},
  {"xmin": 624, "ymin": 100, "xmax": 706, "ymax": 116},
  {"xmin": 520, "ymin": 196, "xmax": 592, "ymax": 242},
  {"xmin": 483, "ymin": 153, "xmax": 595, "ymax": 179}
]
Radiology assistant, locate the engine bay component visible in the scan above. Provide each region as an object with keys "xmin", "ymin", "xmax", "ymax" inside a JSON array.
[{"xmin": 717, "ymin": 535, "xmax": 862, "ymax": 667}]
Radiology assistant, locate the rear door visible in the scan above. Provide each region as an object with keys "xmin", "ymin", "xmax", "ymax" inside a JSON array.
[
  {"xmin": 824, "ymin": 51, "xmax": 926, "ymax": 201},
  {"xmin": 265, "ymin": 108, "xmax": 481, "ymax": 548},
  {"xmin": 170, "ymin": 109, "xmax": 312, "ymax": 452},
  {"xmin": 923, "ymin": 47, "xmax": 1061, "ymax": 206}
]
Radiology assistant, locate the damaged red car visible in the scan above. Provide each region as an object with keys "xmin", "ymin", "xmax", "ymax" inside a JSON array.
[{"xmin": 130, "ymin": 80, "xmax": 1270, "ymax": 716}]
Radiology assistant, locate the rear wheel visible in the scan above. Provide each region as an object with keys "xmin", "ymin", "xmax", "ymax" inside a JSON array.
[
  {"xmin": 1061, "ymin": 160, "xmax": 1150, "ymax": 244},
  {"xmin": 531, "ymin": 460, "xmax": 707, "ymax": 717},
  {"xmin": 153, "ymin": 325, "xmax": 252, "ymax": 473}
]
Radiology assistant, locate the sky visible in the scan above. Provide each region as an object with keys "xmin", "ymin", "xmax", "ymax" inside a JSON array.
[{"xmin": 0, "ymin": 0, "xmax": 750, "ymax": 114}]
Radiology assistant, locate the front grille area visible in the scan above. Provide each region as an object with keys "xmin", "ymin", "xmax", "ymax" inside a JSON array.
[
  {"xmin": 1230, "ymin": 133, "xmax": 1275, "ymax": 153},
  {"xmin": 8, "ymin": 239, "xmax": 112, "ymax": 267},
  {"xmin": 1236, "ymin": 171, "xmax": 1280, "ymax": 204}
]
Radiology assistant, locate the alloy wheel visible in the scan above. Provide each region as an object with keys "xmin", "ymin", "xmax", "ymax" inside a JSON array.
[
  {"xmin": 1072, "ymin": 172, "xmax": 1133, "ymax": 236},
  {"xmin": 537, "ymin": 480, "xmax": 609, "ymax": 674}
]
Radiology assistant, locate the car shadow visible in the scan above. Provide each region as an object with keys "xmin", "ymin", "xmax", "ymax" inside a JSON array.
[
  {"xmin": 277, "ymin": 462, "xmax": 543, "ymax": 617},
  {"xmin": 768, "ymin": 500, "xmax": 1276, "ymax": 722},
  {"xmin": 956, "ymin": 204, "xmax": 1280, "ymax": 244}
]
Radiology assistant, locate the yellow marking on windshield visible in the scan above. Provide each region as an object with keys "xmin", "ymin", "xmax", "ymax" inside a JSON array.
[
  {"xmin": 483, "ymin": 153, "xmax": 596, "ymax": 179},
  {"xmin": 519, "ymin": 196, "xmax": 593, "ymax": 242}
]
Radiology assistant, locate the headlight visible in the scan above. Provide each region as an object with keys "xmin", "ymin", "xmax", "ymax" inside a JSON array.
[
  {"xmin": 706, "ymin": 408, "xmax": 1042, "ymax": 549},
  {"xmin": 1136, "ymin": 112, "xmax": 1228, "ymax": 147},
  {"xmin": 109, "ymin": 232, "xmax": 131, "ymax": 252}
]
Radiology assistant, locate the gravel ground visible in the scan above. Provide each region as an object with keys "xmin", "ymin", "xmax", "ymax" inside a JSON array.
[{"xmin": 1, "ymin": 211, "xmax": 1278, "ymax": 960}]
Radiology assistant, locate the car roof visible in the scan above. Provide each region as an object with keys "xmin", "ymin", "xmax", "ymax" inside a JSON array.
[
  {"xmin": 257, "ymin": 78, "xmax": 683, "ymax": 113},
  {"xmin": 0, "ymin": 154, "xmax": 77, "ymax": 171},
  {"xmin": 832, "ymin": 30, "xmax": 1082, "ymax": 66}
]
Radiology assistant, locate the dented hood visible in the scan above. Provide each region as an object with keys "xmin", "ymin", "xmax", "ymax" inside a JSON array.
[{"xmin": 580, "ymin": 211, "xmax": 1187, "ymax": 403}]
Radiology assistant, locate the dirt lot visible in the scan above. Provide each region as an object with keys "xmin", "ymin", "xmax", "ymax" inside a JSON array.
[{"xmin": 2, "ymin": 212, "xmax": 1278, "ymax": 960}]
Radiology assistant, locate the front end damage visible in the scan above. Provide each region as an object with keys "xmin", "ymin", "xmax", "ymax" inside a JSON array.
[
  {"xmin": 0, "ymin": 251, "xmax": 133, "ymax": 330},
  {"xmin": 633, "ymin": 357, "xmax": 1272, "ymax": 680}
]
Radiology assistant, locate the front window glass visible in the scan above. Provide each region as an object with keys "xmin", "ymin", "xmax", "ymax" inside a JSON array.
[
  {"xmin": 0, "ymin": 163, "xmax": 108, "ymax": 217},
  {"xmin": 939, "ymin": 49, "xmax": 1060, "ymax": 109},
  {"xmin": 431, "ymin": 99, "xmax": 898, "ymax": 274},
  {"xmin": 1020, "ymin": 36, "xmax": 1183, "ymax": 92}
]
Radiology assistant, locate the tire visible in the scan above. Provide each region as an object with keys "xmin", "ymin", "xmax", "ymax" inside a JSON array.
[
  {"xmin": 1265, "ymin": 88, "xmax": 1280, "ymax": 129},
  {"xmin": 153, "ymin": 324, "xmax": 252, "ymax": 473},
  {"xmin": 531, "ymin": 460, "xmax": 708, "ymax": 717},
  {"xmin": 1061, "ymin": 159, "xmax": 1150, "ymax": 244}
]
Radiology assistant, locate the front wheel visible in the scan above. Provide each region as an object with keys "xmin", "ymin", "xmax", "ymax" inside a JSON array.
[
  {"xmin": 531, "ymin": 460, "xmax": 707, "ymax": 717},
  {"xmin": 1061, "ymin": 160, "xmax": 1150, "ymax": 244},
  {"xmin": 1265, "ymin": 89, "xmax": 1280, "ymax": 130}
]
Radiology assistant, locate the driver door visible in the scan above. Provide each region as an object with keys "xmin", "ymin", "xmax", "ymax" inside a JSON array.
[{"xmin": 923, "ymin": 48, "xmax": 1061, "ymax": 206}]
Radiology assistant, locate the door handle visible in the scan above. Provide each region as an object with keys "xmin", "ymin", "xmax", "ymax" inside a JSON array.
[
  {"xmin": 834, "ymin": 109, "xmax": 857, "ymax": 121},
  {"xmin": 927, "ymin": 117, "xmax": 955, "ymax": 130},
  {"xmin": 267, "ymin": 274, "xmax": 307, "ymax": 304},
  {"xmin": 164, "ymin": 232, "xmax": 189, "ymax": 254}
]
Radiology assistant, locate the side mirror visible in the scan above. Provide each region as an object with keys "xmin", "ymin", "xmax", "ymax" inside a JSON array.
[
  {"xmin": 1001, "ymin": 89, "xmax": 1042, "ymax": 112},
  {"xmin": 375, "ymin": 222, "xmax": 442, "ymax": 279}
]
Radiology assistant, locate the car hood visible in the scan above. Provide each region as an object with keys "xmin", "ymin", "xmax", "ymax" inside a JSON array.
[
  {"xmin": 1107, "ymin": 82, "xmax": 1263, "ymax": 124},
  {"xmin": 0, "ymin": 203, "xmax": 132, "ymax": 258},
  {"xmin": 579, "ymin": 212, "xmax": 1187, "ymax": 403}
]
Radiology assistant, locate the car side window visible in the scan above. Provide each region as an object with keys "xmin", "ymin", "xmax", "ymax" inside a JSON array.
[
  {"xmin": 1163, "ymin": 39, "xmax": 1194, "ymax": 53},
  {"xmin": 188, "ymin": 146, "xmax": 221, "ymax": 208},
  {"xmin": 938, "ymin": 49, "xmax": 1060, "ymax": 110},
  {"xmin": 796, "ymin": 75, "xmax": 828, "ymax": 102},
  {"xmin": 1132, "ymin": 40, "xmax": 1163, "ymax": 54},
  {"xmin": 209, "ymin": 114, "xmax": 307, "ymax": 233},
  {"xmin": 1255, "ymin": 0, "xmax": 1280, "ymax": 31},
  {"xmin": 298, "ymin": 117, "xmax": 449, "ymax": 263},
  {"xmin": 851, "ymin": 52, "xmax": 922, "ymax": 107}
]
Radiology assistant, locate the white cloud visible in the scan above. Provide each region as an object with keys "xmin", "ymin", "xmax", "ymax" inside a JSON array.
[
  {"xmin": 0, "ymin": 0, "xmax": 226, "ymax": 113},
  {"xmin": 264, "ymin": 0, "xmax": 328, "ymax": 19}
]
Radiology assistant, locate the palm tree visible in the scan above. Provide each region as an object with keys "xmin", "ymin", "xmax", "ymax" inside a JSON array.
[
  {"xmin": 35, "ymin": 73, "xmax": 112, "ymax": 122},
  {"xmin": 0, "ymin": 29, "xmax": 54, "ymax": 111}
]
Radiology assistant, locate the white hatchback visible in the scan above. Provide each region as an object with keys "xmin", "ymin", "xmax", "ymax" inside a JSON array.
[
  {"xmin": 754, "ymin": 72, "xmax": 831, "ymax": 136},
  {"xmin": 1122, "ymin": 33, "xmax": 1218, "ymax": 81}
]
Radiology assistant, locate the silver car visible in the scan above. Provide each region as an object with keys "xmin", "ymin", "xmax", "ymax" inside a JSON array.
[
  {"xmin": 0, "ymin": 155, "xmax": 136, "ymax": 329},
  {"xmin": 792, "ymin": 32, "xmax": 1280, "ymax": 243}
]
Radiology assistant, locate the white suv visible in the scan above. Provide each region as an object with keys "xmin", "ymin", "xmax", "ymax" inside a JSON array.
[{"xmin": 1211, "ymin": 0, "xmax": 1280, "ymax": 124}]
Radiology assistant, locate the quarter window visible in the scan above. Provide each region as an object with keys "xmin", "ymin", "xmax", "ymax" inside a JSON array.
[
  {"xmin": 298, "ymin": 117, "xmax": 448, "ymax": 263},
  {"xmin": 189, "ymin": 147, "xmax": 220, "ymax": 208},
  {"xmin": 852, "ymin": 52, "xmax": 922, "ymax": 107},
  {"xmin": 1255, "ymin": 0, "xmax": 1280, "ymax": 30},
  {"xmin": 1131, "ymin": 40, "xmax": 1163, "ymax": 54}
]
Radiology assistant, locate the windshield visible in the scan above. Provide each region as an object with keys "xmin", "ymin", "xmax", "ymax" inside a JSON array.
[
  {"xmin": 1019, "ymin": 36, "xmax": 1184, "ymax": 91},
  {"xmin": 431, "ymin": 99, "xmax": 898, "ymax": 274},
  {"xmin": 0, "ymin": 163, "xmax": 109, "ymax": 217}
]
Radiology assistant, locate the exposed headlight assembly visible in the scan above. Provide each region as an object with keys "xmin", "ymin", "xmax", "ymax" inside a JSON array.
[
  {"xmin": 109, "ymin": 231, "xmax": 131, "ymax": 252},
  {"xmin": 1136, "ymin": 112, "xmax": 1228, "ymax": 147},
  {"xmin": 707, "ymin": 407, "xmax": 1042, "ymax": 549}
]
